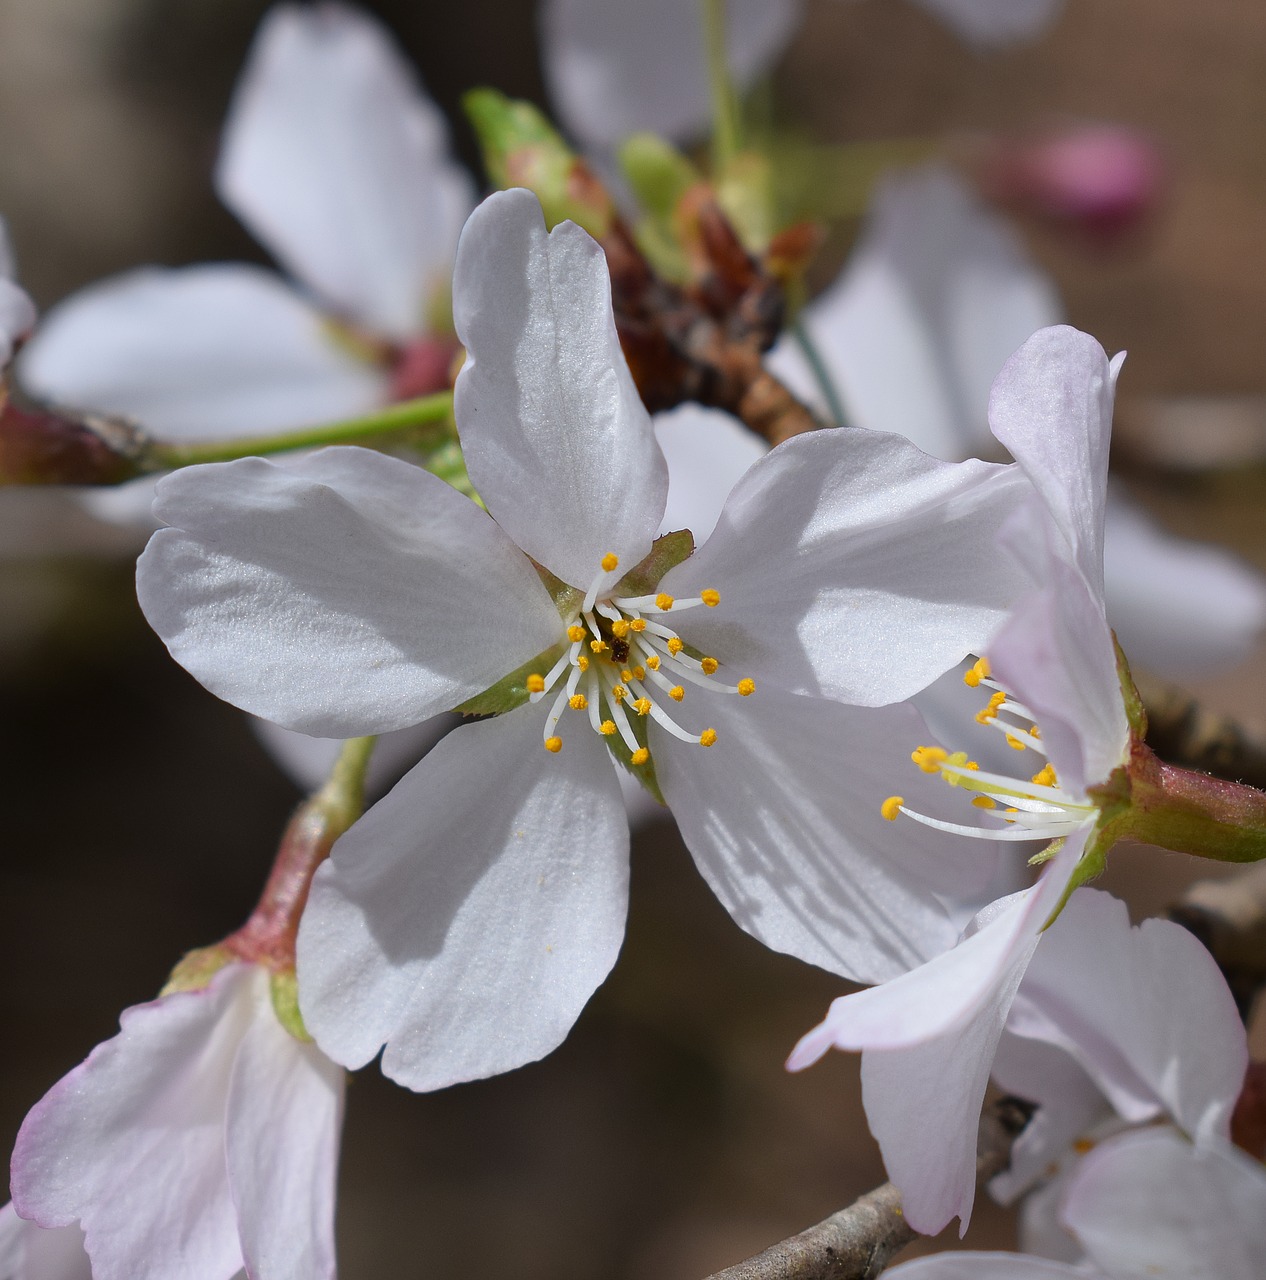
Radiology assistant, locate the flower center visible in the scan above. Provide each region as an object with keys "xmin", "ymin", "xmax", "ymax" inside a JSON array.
[
  {"xmin": 526, "ymin": 553, "xmax": 754, "ymax": 763},
  {"xmin": 881, "ymin": 657, "xmax": 1097, "ymax": 841}
]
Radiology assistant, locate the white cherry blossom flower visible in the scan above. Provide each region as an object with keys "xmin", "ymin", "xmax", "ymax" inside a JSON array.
[
  {"xmin": 770, "ymin": 164, "xmax": 1266, "ymax": 678},
  {"xmin": 137, "ymin": 187, "xmax": 1031, "ymax": 1090},
  {"xmin": 9, "ymin": 964, "xmax": 341, "ymax": 1280}
]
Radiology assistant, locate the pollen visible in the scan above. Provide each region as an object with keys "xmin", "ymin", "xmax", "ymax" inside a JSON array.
[
  {"xmin": 645, "ymin": 653, "xmax": 660, "ymax": 670},
  {"xmin": 601, "ymin": 553, "xmax": 620, "ymax": 573},
  {"xmin": 544, "ymin": 736, "xmax": 563, "ymax": 753},
  {"xmin": 975, "ymin": 691, "xmax": 1007, "ymax": 724},
  {"xmin": 630, "ymin": 618, "xmax": 647, "ymax": 633},
  {"xmin": 963, "ymin": 657, "xmax": 991, "ymax": 688},
  {"xmin": 737, "ymin": 678, "xmax": 755, "ymax": 697},
  {"xmin": 911, "ymin": 745, "xmax": 948, "ymax": 773},
  {"xmin": 526, "ymin": 673, "xmax": 546, "ymax": 694},
  {"xmin": 699, "ymin": 728, "xmax": 718, "ymax": 747},
  {"xmin": 701, "ymin": 589, "xmax": 720, "ymax": 607},
  {"xmin": 599, "ymin": 720, "xmax": 617, "ymax": 736},
  {"xmin": 631, "ymin": 666, "xmax": 646, "ymax": 681},
  {"xmin": 700, "ymin": 657, "xmax": 719, "ymax": 675},
  {"xmin": 567, "ymin": 625, "xmax": 586, "ymax": 642},
  {"xmin": 577, "ymin": 655, "xmax": 590, "ymax": 672},
  {"xmin": 1006, "ymin": 734, "xmax": 1026, "ymax": 751},
  {"xmin": 881, "ymin": 796, "xmax": 904, "ymax": 821},
  {"xmin": 610, "ymin": 619, "xmax": 631, "ymax": 638},
  {"xmin": 669, "ymin": 685, "xmax": 685, "ymax": 702},
  {"xmin": 621, "ymin": 669, "xmax": 634, "ymax": 683},
  {"xmin": 971, "ymin": 796, "xmax": 997, "ymax": 810},
  {"xmin": 630, "ymin": 747, "xmax": 650, "ymax": 766},
  {"xmin": 667, "ymin": 637, "xmax": 684, "ymax": 655},
  {"xmin": 1031, "ymin": 764, "xmax": 1057, "ymax": 787},
  {"xmin": 590, "ymin": 639, "xmax": 608, "ymax": 654},
  {"xmin": 655, "ymin": 593, "xmax": 674, "ymax": 611},
  {"xmin": 569, "ymin": 694, "xmax": 588, "ymax": 711},
  {"xmin": 611, "ymin": 685, "xmax": 628, "ymax": 702},
  {"xmin": 633, "ymin": 698, "xmax": 652, "ymax": 716}
]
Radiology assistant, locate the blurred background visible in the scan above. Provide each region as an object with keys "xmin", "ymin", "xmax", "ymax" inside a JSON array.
[{"xmin": 3, "ymin": 0, "xmax": 1266, "ymax": 1275}]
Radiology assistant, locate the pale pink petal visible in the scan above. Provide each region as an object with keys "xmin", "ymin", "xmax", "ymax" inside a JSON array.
[
  {"xmin": 909, "ymin": 0, "xmax": 1066, "ymax": 48},
  {"xmin": 11, "ymin": 966, "xmax": 257, "ymax": 1280},
  {"xmin": 1103, "ymin": 490, "xmax": 1266, "ymax": 679},
  {"xmin": 987, "ymin": 326, "xmax": 1118, "ymax": 600},
  {"xmin": 768, "ymin": 166, "xmax": 1060, "ymax": 458},
  {"xmin": 654, "ymin": 405, "xmax": 766, "ymax": 544},
  {"xmin": 885, "ymin": 1254, "xmax": 1092, "ymax": 1279},
  {"xmin": 17, "ymin": 265, "xmax": 384, "ymax": 439},
  {"xmin": 216, "ymin": 3, "xmax": 473, "ymax": 337},
  {"xmin": 540, "ymin": 0, "xmax": 803, "ymax": 147},
  {"xmin": 0, "ymin": 1204, "xmax": 94, "ymax": 1280},
  {"xmin": 987, "ymin": 553, "xmax": 1129, "ymax": 797},
  {"xmin": 298, "ymin": 701, "xmax": 629, "ymax": 1091},
  {"xmin": 1062, "ymin": 1129, "xmax": 1266, "ymax": 1279},
  {"xmin": 226, "ymin": 1003, "xmax": 344, "ymax": 1280},
  {"xmin": 137, "ymin": 447, "xmax": 562, "ymax": 736},
  {"xmin": 653, "ymin": 687, "xmax": 1003, "ymax": 984},
  {"xmin": 453, "ymin": 189, "xmax": 668, "ymax": 588},
  {"xmin": 788, "ymin": 838, "xmax": 1084, "ymax": 1235},
  {"xmin": 1007, "ymin": 889, "xmax": 1247, "ymax": 1144},
  {"xmin": 659, "ymin": 426, "xmax": 1030, "ymax": 706}
]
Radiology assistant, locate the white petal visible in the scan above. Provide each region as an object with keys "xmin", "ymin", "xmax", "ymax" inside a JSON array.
[
  {"xmin": 660, "ymin": 426, "xmax": 1030, "ymax": 706},
  {"xmin": 1006, "ymin": 888, "xmax": 1247, "ymax": 1144},
  {"xmin": 0, "ymin": 1204, "xmax": 94, "ymax": 1280},
  {"xmin": 540, "ymin": 0, "xmax": 802, "ymax": 147},
  {"xmin": 768, "ymin": 165, "xmax": 1060, "ymax": 459},
  {"xmin": 10, "ymin": 967, "xmax": 257, "ymax": 1280},
  {"xmin": 0, "ymin": 217, "xmax": 36, "ymax": 367},
  {"xmin": 909, "ymin": 0, "xmax": 1066, "ymax": 48},
  {"xmin": 987, "ymin": 552, "xmax": 1129, "ymax": 797},
  {"xmin": 297, "ymin": 701, "xmax": 629, "ymax": 1091},
  {"xmin": 226, "ymin": 1000, "xmax": 344, "ymax": 1280},
  {"xmin": 216, "ymin": 3, "xmax": 473, "ymax": 337},
  {"xmin": 453, "ymin": 189, "xmax": 669, "ymax": 588},
  {"xmin": 1103, "ymin": 489, "xmax": 1266, "ymax": 679},
  {"xmin": 788, "ymin": 839, "xmax": 1084, "ymax": 1235},
  {"xmin": 988, "ymin": 326, "xmax": 1118, "ymax": 601},
  {"xmin": 1062, "ymin": 1129, "xmax": 1266, "ymax": 1279},
  {"xmin": 17, "ymin": 265, "xmax": 384, "ymax": 439},
  {"xmin": 654, "ymin": 687, "xmax": 1004, "ymax": 984},
  {"xmin": 655, "ymin": 404, "xmax": 766, "ymax": 544},
  {"xmin": 885, "ymin": 1254, "xmax": 1091, "ymax": 1280},
  {"xmin": 137, "ymin": 448, "xmax": 563, "ymax": 736}
]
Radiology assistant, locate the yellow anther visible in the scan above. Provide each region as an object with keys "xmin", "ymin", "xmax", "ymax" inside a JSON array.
[
  {"xmin": 569, "ymin": 694, "xmax": 588, "ymax": 711},
  {"xmin": 911, "ymin": 745, "xmax": 948, "ymax": 774},
  {"xmin": 601, "ymin": 553, "xmax": 620, "ymax": 573},
  {"xmin": 610, "ymin": 619, "xmax": 631, "ymax": 638},
  {"xmin": 1006, "ymin": 735, "xmax": 1026, "ymax": 751},
  {"xmin": 655, "ymin": 593, "xmax": 674, "ymax": 611},
  {"xmin": 967, "ymin": 761, "xmax": 980, "ymax": 771},
  {"xmin": 590, "ymin": 639, "xmax": 608, "ymax": 654},
  {"xmin": 700, "ymin": 657, "xmax": 719, "ymax": 675},
  {"xmin": 526, "ymin": 674, "xmax": 546, "ymax": 694},
  {"xmin": 630, "ymin": 747, "xmax": 650, "ymax": 766},
  {"xmin": 699, "ymin": 728, "xmax": 718, "ymax": 747},
  {"xmin": 737, "ymin": 678, "xmax": 755, "ymax": 697},
  {"xmin": 1031, "ymin": 764, "xmax": 1058, "ymax": 787},
  {"xmin": 621, "ymin": 669, "xmax": 634, "ymax": 683},
  {"xmin": 975, "ymin": 691, "xmax": 1007, "ymax": 724},
  {"xmin": 963, "ymin": 657, "xmax": 991, "ymax": 688},
  {"xmin": 669, "ymin": 686, "xmax": 686, "ymax": 702},
  {"xmin": 544, "ymin": 736, "xmax": 563, "ymax": 753},
  {"xmin": 881, "ymin": 796, "xmax": 904, "ymax": 822},
  {"xmin": 971, "ymin": 796, "xmax": 997, "ymax": 810},
  {"xmin": 631, "ymin": 666, "xmax": 646, "ymax": 681},
  {"xmin": 1072, "ymin": 1138, "xmax": 1096, "ymax": 1155},
  {"xmin": 667, "ymin": 637, "xmax": 684, "ymax": 655},
  {"xmin": 940, "ymin": 751, "xmax": 976, "ymax": 787},
  {"xmin": 1031, "ymin": 726, "xmax": 1042, "ymax": 740},
  {"xmin": 611, "ymin": 685, "xmax": 627, "ymax": 702},
  {"xmin": 577, "ymin": 655, "xmax": 590, "ymax": 672},
  {"xmin": 630, "ymin": 618, "xmax": 647, "ymax": 633},
  {"xmin": 633, "ymin": 698, "xmax": 652, "ymax": 716},
  {"xmin": 599, "ymin": 720, "xmax": 617, "ymax": 736},
  {"xmin": 701, "ymin": 589, "xmax": 720, "ymax": 607},
  {"xmin": 645, "ymin": 654, "xmax": 660, "ymax": 670},
  {"xmin": 567, "ymin": 625, "xmax": 586, "ymax": 643}
]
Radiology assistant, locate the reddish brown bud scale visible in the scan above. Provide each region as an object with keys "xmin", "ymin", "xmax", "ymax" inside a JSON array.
[{"xmin": 0, "ymin": 398, "xmax": 148, "ymax": 486}]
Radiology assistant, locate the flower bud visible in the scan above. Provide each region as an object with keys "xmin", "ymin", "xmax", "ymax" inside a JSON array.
[{"xmin": 0, "ymin": 396, "xmax": 148, "ymax": 485}]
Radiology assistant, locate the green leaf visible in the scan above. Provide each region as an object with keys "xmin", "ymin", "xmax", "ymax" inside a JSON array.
[{"xmin": 455, "ymin": 643, "xmax": 567, "ymax": 718}]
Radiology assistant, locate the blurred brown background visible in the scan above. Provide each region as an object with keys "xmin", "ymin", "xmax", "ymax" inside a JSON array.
[{"xmin": 3, "ymin": 0, "xmax": 1266, "ymax": 1275}]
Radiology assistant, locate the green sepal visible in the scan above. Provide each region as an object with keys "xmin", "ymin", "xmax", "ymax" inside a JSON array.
[
  {"xmin": 269, "ymin": 969, "xmax": 312, "ymax": 1043},
  {"xmin": 1114, "ymin": 633, "xmax": 1148, "ymax": 738},
  {"xmin": 160, "ymin": 944, "xmax": 235, "ymax": 996},
  {"xmin": 602, "ymin": 715, "xmax": 667, "ymax": 807},
  {"xmin": 614, "ymin": 529, "xmax": 696, "ymax": 598},
  {"xmin": 620, "ymin": 134, "xmax": 700, "ymax": 220},
  {"xmin": 455, "ymin": 642, "xmax": 567, "ymax": 718}
]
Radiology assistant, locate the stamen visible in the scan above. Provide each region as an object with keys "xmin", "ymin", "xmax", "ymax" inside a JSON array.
[
  {"xmin": 600, "ymin": 720, "xmax": 617, "ymax": 736},
  {"xmin": 656, "ymin": 593, "xmax": 674, "ymax": 611},
  {"xmin": 701, "ymin": 589, "xmax": 720, "ymax": 607},
  {"xmin": 737, "ymin": 678, "xmax": 755, "ymax": 696},
  {"xmin": 633, "ymin": 698, "xmax": 652, "ymax": 717},
  {"xmin": 544, "ymin": 737, "xmax": 563, "ymax": 753},
  {"xmin": 630, "ymin": 747, "xmax": 650, "ymax": 766},
  {"xmin": 526, "ymin": 674, "xmax": 545, "ymax": 694},
  {"xmin": 569, "ymin": 694, "xmax": 588, "ymax": 711},
  {"xmin": 645, "ymin": 653, "xmax": 660, "ymax": 670},
  {"xmin": 567, "ymin": 625, "xmax": 586, "ymax": 643},
  {"xmin": 881, "ymin": 796, "xmax": 904, "ymax": 821},
  {"xmin": 630, "ymin": 618, "xmax": 647, "ymax": 633},
  {"xmin": 669, "ymin": 686, "xmax": 685, "ymax": 702},
  {"xmin": 529, "ymin": 649, "xmax": 571, "ymax": 702},
  {"xmin": 601, "ymin": 553, "xmax": 620, "ymax": 573},
  {"xmin": 700, "ymin": 729, "xmax": 718, "ymax": 747},
  {"xmin": 700, "ymin": 658, "xmax": 719, "ymax": 675},
  {"xmin": 963, "ymin": 657, "xmax": 991, "ymax": 688}
]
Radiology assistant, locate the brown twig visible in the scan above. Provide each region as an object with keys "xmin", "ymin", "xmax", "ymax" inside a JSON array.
[
  {"xmin": 1136, "ymin": 671, "xmax": 1266, "ymax": 792},
  {"xmin": 701, "ymin": 1097, "xmax": 1032, "ymax": 1280}
]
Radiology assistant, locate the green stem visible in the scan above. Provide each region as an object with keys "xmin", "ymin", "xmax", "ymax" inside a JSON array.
[
  {"xmin": 702, "ymin": 0, "xmax": 742, "ymax": 171},
  {"xmin": 143, "ymin": 392, "xmax": 454, "ymax": 471},
  {"xmin": 792, "ymin": 320, "xmax": 850, "ymax": 428}
]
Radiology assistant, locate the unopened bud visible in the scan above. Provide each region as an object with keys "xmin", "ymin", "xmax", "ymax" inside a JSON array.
[{"xmin": 0, "ymin": 397, "xmax": 149, "ymax": 485}]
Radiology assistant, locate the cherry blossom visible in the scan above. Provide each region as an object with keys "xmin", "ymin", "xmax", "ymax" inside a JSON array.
[
  {"xmin": 137, "ymin": 187, "xmax": 1032, "ymax": 1091},
  {"xmin": 0, "ymin": 218, "xmax": 35, "ymax": 369},
  {"xmin": 9, "ymin": 964, "xmax": 341, "ymax": 1280},
  {"xmin": 770, "ymin": 165, "xmax": 1266, "ymax": 677}
]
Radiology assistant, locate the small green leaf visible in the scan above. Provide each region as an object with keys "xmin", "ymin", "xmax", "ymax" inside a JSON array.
[
  {"xmin": 270, "ymin": 969, "xmax": 312, "ymax": 1043},
  {"xmin": 615, "ymin": 530, "xmax": 696, "ymax": 598},
  {"xmin": 456, "ymin": 643, "xmax": 568, "ymax": 718}
]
